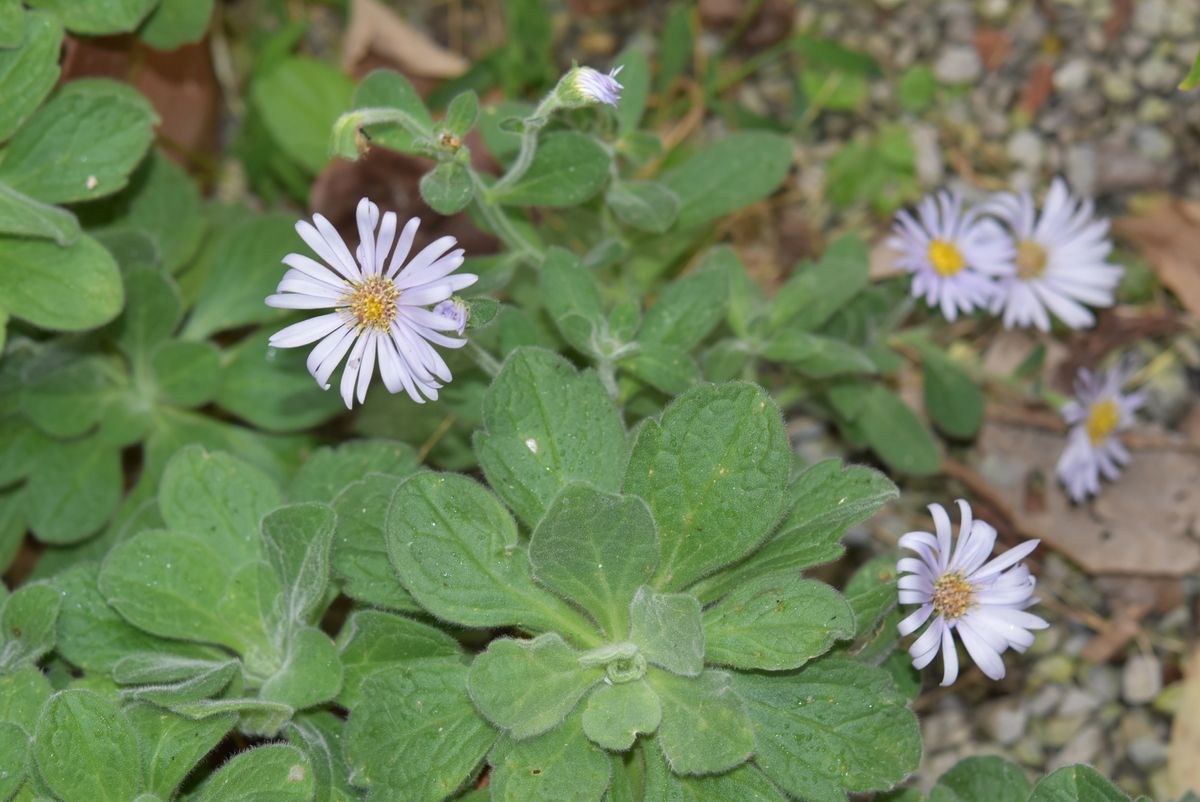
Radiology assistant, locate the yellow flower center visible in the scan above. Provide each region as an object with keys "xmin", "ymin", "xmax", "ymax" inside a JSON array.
[
  {"xmin": 1085, "ymin": 399, "xmax": 1120, "ymax": 445},
  {"xmin": 931, "ymin": 572, "xmax": 975, "ymax": 621},
  {"xmin": 927, "ymin": 239, "xmax": 966, "ymax": 277},
  {"xmin": 345, "ymin": 275, "xmax": 399, "ymax": 331},
  {"xmin": 1015, "ymin": 240, "xmax": 1048, "ymax": 280}
]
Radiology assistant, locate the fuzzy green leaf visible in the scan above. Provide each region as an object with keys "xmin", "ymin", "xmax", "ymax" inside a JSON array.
[
  {"xmin": 853, "ymin": 384, "xmax": 941, "ymax": 476},
  {"xmin": 33, "ymin": 690, "xmax": 141, "ymax": 802},
  {"xmin": 0, "ymin": 180, "xmax": 79, "ymax": 244},
  {"xmin": 336, "ymin": 609, "xmax": 463, "ymax": 709},
  {"xmin": 628, "ymin": 588, "xmax": 704, "ymax": 677},
  {"xmin": 468, "ymin": 633, "xmax": 603, "ymax": 739},
  {"xmin": 0, "ymin": 720, "xmax": 27, "ymax": 800},
  {"xmin": 261, "ymin": 502, "xmax": 336, "ymax": 624},
  {"xmin": 0, "ymin": 11, "xmax": 63, "ymax": 142},
  {"xmin": 0, "ymin": 582, "xmax": 60, "ymax": 668},
  {"xmin": 620, "ymin": 344, "xmax": 700, "ymax": 395},
  {"xmin": 259, "ymin": 626, "xmax": 343, "ymax": 711},
  {"xmin": 24, "ymin": 435, "xmax": 121, "ymax": 544},
  {"xmin": 662, "ymin": 132, "xmax": 792, "ymax": 229},
  {"xmin": 624, "ymin": 382, "xmax": 789, "ymax": 591},
  {"xmin": 488, "ymin": 711, "xmax": 610, "ymax": 802},
  {"xmin": 637, "ymin": 267, "xmax": 727, "ymax": 351},
  {"xmin": 606, "ymin": 180, "xmax": 680, "ymax": 234},
  {"xmin": 182, "ymin": 214, "xmax": 298, "ymax": 339},
  {"xmin": 928, "ymin": 755, "xmax": 1030, "ymax": 802},
  {"xmin": 78, "ymin": 152, "xmax": 205, "ymax": 274},
  {"xmin": 331, "ymin": 473, "xmax": 420, "ymax": 613},
  {"xmin": 529, "ymin": 484, "xmax": 658, "ymax": 639},
  {"xmin": 152, "ymin": 340, "xmax": 221, "ymax": 408},
  {"xmin": 124, "ymin": 703, "xmax": 235, "ymax": 800},
  {"xmin": 138, "ymin": 0, "xmax": 214, "ymax": 49},
  {"xmin": 351, "ymin": 68, "xmax": 434, "ymax": 155},
  {"xmin": 581, "ymin": 679, "xmax": 661, "ymax": 751},
  {"xmin": 762, "ymin": 332, "xmax": 877, "ymax": 378},
  {"xmin": 650, "ymin": 670, "xmax": 754, "ymax": 776},
  {"xmin": 493, "ymin": 132, "xmax": 610, "ymax": 207},
  {"xmin": 703, "ymin": 577, "xmax": 854, "ymax": 671},
  {"xmin": 0, "ymin": 664, "xmax": 52, "ymax": 732},
  {"xmin": 733, "ymin": 657, "xmax": 921, "ymax": 801},
  {"xmin": 24, "ymin": 0, "xmax": 157, "ymax": 34},
  {"xmin": 99, "ymin": 530, "xmax": 274, "ymax": 657},
  {"xmin": 252, "ymin": 57, "xmax": 353, "ymax": 173},
  {"xmin": 0, "ymin": 233, "xmax": 123, "ymax": 332},
  {"xmin": 420, "ymin": 161, "xmax": 475, "ymax": 214},
  {"xmin": 192, "ymin": 744, "xmax": 315, "ymax": 802},
  {"xmin": 642, "ymin": 744, "xmax": 787, "ymax": 802},
  {"xmin": 344, "ymin": 661, "xmax": 496, "ymax": 801},
  {"xmin": 158, "ymin": 445, "xmax": 281, "ymax": 566},
  {"xmin": 216, "ymin": 325, "xmax": 346, "ymax": 433},
  {"xmin": 0, "ymin": 79, "xmax": 157, "ymax": 203},
  {"xmin": 769, "ymin": 235, "xmax": 869, "ymax": 331},
  {"xmin": 290, "ymin": 440, "xmax": 417, "ymax": 503},
  {"xmin": 1026, "ymin": 765, "xmax": 1130, "ymax": 802},
  {"xmin": 476, "ymin": 348, "xmax": 627, "ymax": 528},
  {"xmin": 540, "ymin": 247, "xmax": 605, "ymax": 356},
  {"xmin": 386, "ymin": 472, "xmax": 593, "ymax": 636},
  {"xmin": 614, "ymin": 47, "xmax": 650, "ymax": 135},
  {"xmin": 692, "ymin": 460, "xmax": 897, "ymax": 604},
  {"xmin": 920, "ymin": 345, "xmax": 983, "ymax": 439}
]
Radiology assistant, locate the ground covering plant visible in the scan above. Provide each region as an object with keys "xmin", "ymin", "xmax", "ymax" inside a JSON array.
[{"xmin": 0, "ymin": 1, "xmax": 1182, "ymax": 800}]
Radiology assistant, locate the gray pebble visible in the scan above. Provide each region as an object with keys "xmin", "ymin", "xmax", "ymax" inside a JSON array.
[
  {"xmin": 934, "ymin": 46, "xmax": 983, "ymax": 84},
  {"xmin": 1122, "ymin": 654, "xmax": 1164, "ymax": 705}
]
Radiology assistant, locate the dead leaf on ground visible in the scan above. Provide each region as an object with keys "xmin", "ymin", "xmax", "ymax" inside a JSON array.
[
  {"xmin": 1167, "ymin": 647, "xmax": 1200, "ymax": 797},
  {"xmin": 869, "ymin": 237, "xmax": 905, "ymax": 281},
  {"xmin": 342, "ymin": 0, "xmax": 468, "ymax": 80},
  {"xmin": 1053, "ymin": 307, "xmax": 1186, "ymax": 390},
  {"xmin": 973, "ymin": 419, "xmax": 1200, "ymax": 577},
  {"xmin": 974, "ymin": 27, "xmax": 1012, "ymax": 72},
  {"xmin": 61, "ymin": 35, "xmax": 219, "ymax": 168},
  {"xmin": 1115, "ymin": 199, "xmax": 1200, "ymax": 319},
  {"xmin": 1019, "ymin": 59, "xmax": 1054, "ymax": 117}
]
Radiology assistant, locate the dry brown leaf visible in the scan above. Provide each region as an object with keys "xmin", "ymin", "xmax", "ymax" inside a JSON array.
[
  {"xmin": 342, "ymin": 0, "xmax": 468, "ymax": 79},
  {"xmin": 1115, "ymin": 199, "xmax": 1200, "ymax": 319},
  {"xmin": 973, "ymin": 420, "xmax": 1200, "ymax": 577},
  {"xmin": 869, "ymin": 237, "xmax": 905, "ymax": 281},
  {"xmin": 1019, "ymin": 59, "xmax": 1054, "ymax": 116},
  {"xmin": 1168, "ymin": 647, "xmax": 1200, "ymax": 797},
  {"xmin": 61, "ymin": 35, "xmax": 219, "ymax": 166}
]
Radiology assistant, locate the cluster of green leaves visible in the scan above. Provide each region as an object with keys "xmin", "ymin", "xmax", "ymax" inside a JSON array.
[
  {"xmin": 341, "ymin": 347, "xmax": 919, "ymax": 800},
  {"xmin": 0, "ymin": 163, "xmax": 359, "ymax": 566},
  {"xmin": 0, "ymin": 2, "xmax": 216, "ymax": 345}
]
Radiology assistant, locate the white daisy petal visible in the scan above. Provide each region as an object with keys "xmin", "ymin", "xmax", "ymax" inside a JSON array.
[{"xmin": 269, "ymin": 313, "xmax": 345, "ymax": 348}]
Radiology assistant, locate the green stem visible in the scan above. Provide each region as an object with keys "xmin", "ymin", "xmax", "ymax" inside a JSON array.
[
  {"xmin": 486, "ymin": 93, "xmax": 559, "ymax": 198},
  {"xmin": 466, "ymin": 340, "xmax": 502, "ymax": 378},
  {"xmin": 468, "ymin": 170, "xmax": 542, "ymax": 263}
]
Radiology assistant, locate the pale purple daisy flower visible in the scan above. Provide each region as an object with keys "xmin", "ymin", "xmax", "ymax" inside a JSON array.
[
  {"xmin": 1055, "ymin": 361, "xmax": 1145, "ymax": 502},
  {"xmin": 572, "ymin": 65, "xmax": 624, "ymax": 107},
  {"xmin": 897, "ymin": 500, "xmax": 1047, "ymax": 687},
  {"xmin": 889, "ymin": 191, "xmax": 1015, "ymax": 322},
  {"xmin": 986, "ymin": 177, "xmax": 1124, "ymax": 332},
  {"xmin": 265, "ymin": 198, "xmax": 477, "ymax": 409}
]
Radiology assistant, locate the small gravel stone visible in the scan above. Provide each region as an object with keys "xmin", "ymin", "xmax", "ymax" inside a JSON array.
[
  {"xmin": 1034, "ymin": 654, "xmax": 1076, "ymax": 685},
  {"xmin": 1012, "ymin": 734, "xmax": 1045, "ymax": 767},
  {"xmin": 981, "ymin": 700, "xmax": 1028, "ymax": 746},
  {"xmin": 910, "ymin": 122, "xmax": 945, "ymax": 186},
  {"xmin": 1136, "ymin": 96, "xmax": 1171, "ymax": 124},
  {"xmin": 1152, "ymin": 681, "xmax": 1183, "ymax": 714},
  {"xmin": 1064, "ymin": 142, "xmax": 1098, "ymax": 197},
  {"xmin": 1006, "ymin": 129, "xmax": 1044, "ymax": 169},
  {"xmin": 1084, "ymin": 665, "xmax": 1120, "ymax": 703},
  {"xmin": 1136, "ymin": 55, "xmax": 1178, "ymax": 91},
  {"xmin": 1133, "ymin": 0, "xmax": 1170, "ymax": 36},
  {"xmin": 1122, "ymin": 654, "xmax": 1164, "ymax": 705},
  {"xmin": 924, "ymin": 708, "xmax": 970, "ymax": 753},
  {"xmin": 1127, "ymin": 734, "xmax": 1169, "ymax": 770},
  {"xmin": 1048, "ymin": 723, "xmax": 1104, "ymax": 771},
  {"xmin": 1058, "ymin": 687, "xmax": 1103, "ymax": 716},
  {"xmin": 1029, "ymin": 684, "xmax": 1066, "ymax": 717},
  {"xmin": 1041, "ymin": 714, "xmax": 1086, "ymax": 748},
  {"xmin": 1101, "ymin": 71, "xmax": 1136, "ymax": 104},
  {"xmin": 934, "ymin": 46, "xmax": 982, "ymax": 84},
  {"xmin": 1053, "ymin": 58, "xmax": 1091, "ymax": 93}
]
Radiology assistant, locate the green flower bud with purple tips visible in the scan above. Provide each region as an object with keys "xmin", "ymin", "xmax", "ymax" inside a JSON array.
[{"xmin": 556, "ymin": 65, "xmax": 624, "ymax": 109}]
